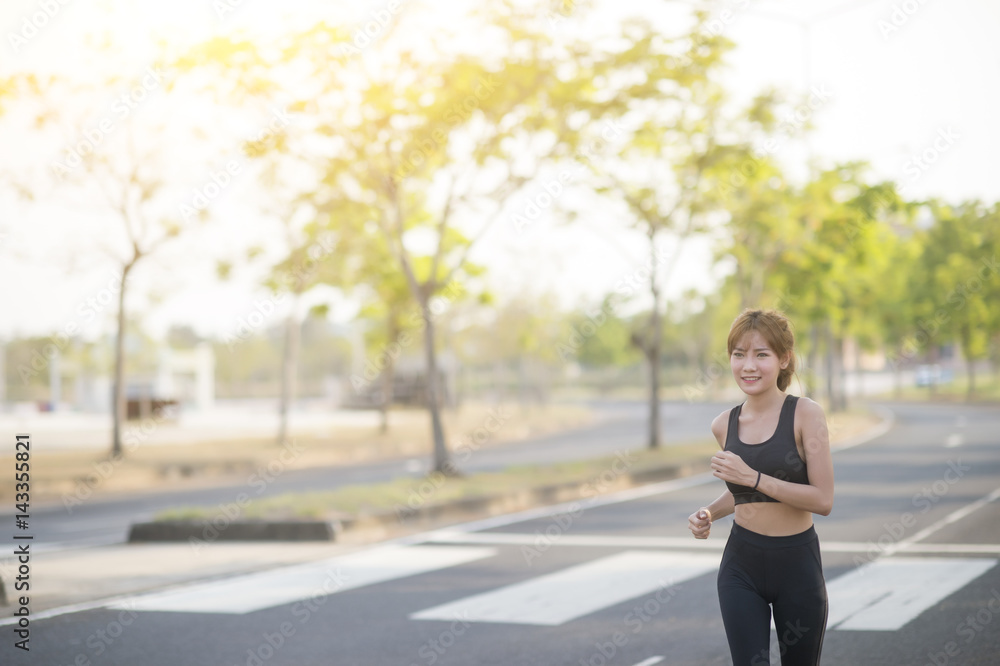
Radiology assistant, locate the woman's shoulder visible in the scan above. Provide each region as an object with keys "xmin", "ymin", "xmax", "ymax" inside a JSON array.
[
  {"xmin": 791, "ymin": 395, "xmax": 825, "ymax": 417},
  {"xmin": 792, "ymin": 396, "xmax": 828, "ymax": 432},
  {"xmin": 711, "ymin": 407, "xmax": 733, "ymax": 447}
]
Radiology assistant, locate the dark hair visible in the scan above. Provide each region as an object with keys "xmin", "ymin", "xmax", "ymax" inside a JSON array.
[{"xmin": 727, "ymin": 308, "xmax": 796, "ymax": 391}]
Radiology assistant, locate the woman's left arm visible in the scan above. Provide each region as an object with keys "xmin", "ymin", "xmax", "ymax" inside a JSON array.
[
  {"xmin": 711, "ymin": 398, "xmax": 835, "ymax": 515},
  {"xmin": 757, "ymin": 398, "xmax": 834, "ymax": 515}
]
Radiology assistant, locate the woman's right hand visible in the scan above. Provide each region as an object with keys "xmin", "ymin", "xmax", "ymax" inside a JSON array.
[{"xmin": 688, "ymin": 507, "xmax": 712, "ymax": 539}]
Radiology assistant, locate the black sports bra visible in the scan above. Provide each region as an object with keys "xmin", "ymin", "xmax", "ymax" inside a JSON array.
[{"xmin": 724, "ymin": 394, "xmax": 809, "ymax": 504}]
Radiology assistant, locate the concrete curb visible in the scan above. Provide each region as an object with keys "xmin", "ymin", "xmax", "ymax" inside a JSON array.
[{"xmin": 127, "ymin": 520, "xmax": 338, "ymax": 543}]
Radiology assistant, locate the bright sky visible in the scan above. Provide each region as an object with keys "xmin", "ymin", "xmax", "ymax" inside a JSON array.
[{"xmin": 1, "ymin": 0, "xmax": 998, "ymax": 342}]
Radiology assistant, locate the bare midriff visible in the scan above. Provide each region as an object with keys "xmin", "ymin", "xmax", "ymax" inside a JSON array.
[{"xmin": 734, "ymin": 501, "xmax": 814, "ymax": 536}]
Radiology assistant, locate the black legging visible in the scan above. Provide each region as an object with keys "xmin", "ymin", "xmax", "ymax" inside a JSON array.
[{"xmin": 717, "ymin": 521, "xmax": 829, "ymax": 666}]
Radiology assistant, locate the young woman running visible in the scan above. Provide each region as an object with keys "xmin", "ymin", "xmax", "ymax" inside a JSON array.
[{"xmin": 688, "ymin": 308, "xmax": 834, "ymax": 666}]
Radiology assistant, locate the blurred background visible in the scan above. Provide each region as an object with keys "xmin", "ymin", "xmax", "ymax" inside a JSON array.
[{"xmin": 0, "ymin": 0, "xmax": 998, "ymax": 491}]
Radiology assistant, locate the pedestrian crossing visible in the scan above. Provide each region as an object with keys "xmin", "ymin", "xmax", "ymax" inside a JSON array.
[
  {"xmin": 826, "ymin": 557, "xmax": 998, "ymax": 631},
  {"xmin": 108, "ymin": 544, "xmax": 496, "ymax": 615},
  {"xmin": 411, "ymin": 551, "xmax": 719, "ymax": 626},
  {"xmin": 105, "ymin": 537, "xmax": 998, "ymax": 634}
]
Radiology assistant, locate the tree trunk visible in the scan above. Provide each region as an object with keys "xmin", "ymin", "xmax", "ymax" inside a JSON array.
[
  {"xmin": 838, "ymin": 335, "xmax": 848, "ymax": 411},
  {"xmin": 277, "ymin": 295, "xmax": 300, "ymax": 446},
  {"xmin": 894, "ymin": 353, "xmax": 903, "ymax": 399},
  {"xmin": 928, "ymin": 344, "xmax": 939, "ymax": 398},
  {"xmin": 964, "ymin": 329, "xmax": 975, "ymax": 399},
  {"xmin": 854, "ymin": 339, "xmax": 864, "ymax": 398},
  {"xmin": 422, "ymin": 302, "xmax": 452, "ymax": 474},
  {"xmin": 648, "ymin": 312, "xmax": 662, "ymax": 449},
  {"xmin": 379, "ymin": 360, "xmax": 394, "ymax": 433},
  {"xmin": 824, "ymin": 320, "xmax": 837, "ymax": 412},
  {"xmin": 379, "ymin": 316, "xmax": 399, "ymax": 434},
  {"xmin": 647, "ymin": 235, "xmax": 662, "ymax": 450},
  {"xmin": 806, "ymin": 324, "xmax": 819, "ymax": 399},
  {"xmin": 111, "ymin": 262, "xmax": 134, "ymax": 459}
]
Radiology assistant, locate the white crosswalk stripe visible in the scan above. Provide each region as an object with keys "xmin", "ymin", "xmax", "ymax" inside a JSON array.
[
  {"xmin": 410, "ymin": 551, "xmax": 720, "ymax": 626},
  {"xmin": 108, "ymin": 545, "xmax": 496, "ymax": 615},
  {"xmin": 826, "ymin": 557, "xmax": 998, "ymax": 631}
]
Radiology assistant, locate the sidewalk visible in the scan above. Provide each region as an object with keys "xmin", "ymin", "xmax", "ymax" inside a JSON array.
[
  {"xmin": 0, "ymin": 407, "xmax": 894, "ymax": 619},
  {"xmin": 0, "ymin": 541, "xmax": 365, "ymax": 616}
]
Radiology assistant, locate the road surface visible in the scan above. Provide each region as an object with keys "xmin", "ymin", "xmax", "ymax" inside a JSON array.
[{"xmin": 1, "ymin": 400, "xmax": 998, "ymax": 665}]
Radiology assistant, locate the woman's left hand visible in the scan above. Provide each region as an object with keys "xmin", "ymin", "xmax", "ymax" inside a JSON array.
[{"xmin": 710, "ymin": 451, "xmax": 756, "ymax": 486}]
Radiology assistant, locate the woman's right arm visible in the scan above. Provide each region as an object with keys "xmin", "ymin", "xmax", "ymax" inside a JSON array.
[
  {"xmin": 706, "ymin": 490, "xmax": 735, "ymax": 521},
  {"xmin": 689, "ymin": 409, "xmax": 734, "ymax": 539},
  {"xmin": 689, "ymin": 490, "xmax": 734, "ymax": 538}
]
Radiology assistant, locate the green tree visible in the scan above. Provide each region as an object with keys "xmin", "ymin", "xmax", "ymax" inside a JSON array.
[
  {"xmin": 178, "ymin": 1, "xmax": 673, "ymax": 471},
  {"xmin": 917, "ymin": 201, "xmax": 998, "ymax": 397},
  {"xmin": 757, "ymin": 164, "xmax": 893, "ymax": 410},
  {"xmin": 589, "ymin": 21, "xmax": 785, "ymax": 445}
]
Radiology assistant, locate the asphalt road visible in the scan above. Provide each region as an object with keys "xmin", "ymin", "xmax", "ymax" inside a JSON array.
[
  {"xmin": 2, "ymin": 399, "xmax": 998, "ymax": 665},
  {"xmin": 0, "ymin": 399, "xmax": 728, "ymax": 551}
]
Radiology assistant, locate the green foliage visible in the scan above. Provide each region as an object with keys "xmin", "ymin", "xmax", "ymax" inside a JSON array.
[
  {"xmin": 914, "ymin": 201, "xmax": 998, "ymax": 362},
  {"xmin": 567, "ymin": 296, "xmax": 640, "ymax": 368}
]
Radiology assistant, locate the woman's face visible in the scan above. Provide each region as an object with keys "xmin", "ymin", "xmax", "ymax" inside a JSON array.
[{"xmin": 730, "ymin": 330, "xmax": 788, "ymax": 395}]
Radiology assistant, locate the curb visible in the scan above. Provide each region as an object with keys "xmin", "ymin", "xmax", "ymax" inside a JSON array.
[
  {"xmin": 127, "ymin": 520, "xmax": 338, "ymax": 543},
  {"xmin": 127, "ymin": 460, "xmax": 711, "ymax": 543}
]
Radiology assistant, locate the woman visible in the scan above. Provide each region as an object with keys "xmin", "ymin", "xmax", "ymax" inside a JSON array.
[{"xmin": 688, "ymin": 308, "xmax": 834, "ymax": 666}]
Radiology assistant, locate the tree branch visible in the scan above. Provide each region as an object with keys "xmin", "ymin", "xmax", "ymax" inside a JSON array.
[{"xmin": 428, "ymin": 172, "xmax": 457, "ymax": 291}]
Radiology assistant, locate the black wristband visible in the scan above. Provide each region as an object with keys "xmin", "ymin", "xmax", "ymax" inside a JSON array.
[{"xmin": 752, "ymin": 470, "xmax": 761, "ymax": 491}]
